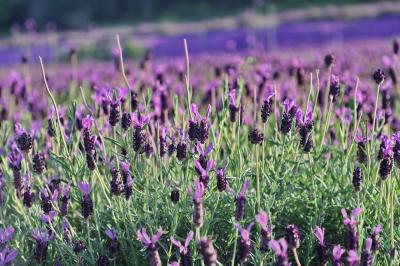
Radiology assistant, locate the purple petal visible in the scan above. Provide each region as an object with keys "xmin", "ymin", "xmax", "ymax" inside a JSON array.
[
  {"xmin": 105, "ymin": 228, "xmax": 116, "ymax": 240},
  {"xmin": 184, "ymin": 231, "xmax": 194, "ymax": 248},
  {"xmin": 239, "ymin": 179, "xmax": 250, "ymax": 197},
  {"xmin": 151, "ymin": 228, "xmax": 163, "ymax": 244}
]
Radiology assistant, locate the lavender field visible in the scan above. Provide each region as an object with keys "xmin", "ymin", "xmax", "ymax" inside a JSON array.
[{"xmin": 1, "ymin": 3, "xmax": 400, "ymax": 266}]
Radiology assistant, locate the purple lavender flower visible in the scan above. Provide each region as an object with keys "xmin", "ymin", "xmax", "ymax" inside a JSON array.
[
  {"xmin": 194, "ymin": 159, "xmax": 214, "ymax": 189},
  {"xmin": 248, "ymin": 128, "xmax": 264, "ymax": 145},
  {"xmin": 296, "ymin": 105, "xmax": 314, "ymax": 152},
  {"xmin": 32, "ymin": 153, "xmax": 47, "ymax": 174},
  {"xmin": 0, "ymin": 247, "xmax": 18, "ymax": 265},
  {"xmin": 60, "ymin": 182, "xmax": 72, "ymax": 217},
  {"xmin": 269, "ymin": 238, "xmax": 290, "ymax": 266},
  {"xmin": 15, "ymin": 123, "xmax": 32, "ymax": 151},
  {"xmin": 353, "ymin": 167, "xmax": 362, "ymax": 192},
  {"xmin": 256, "ymin": 210, "xmax": 272, "ymax": 253},
  {"xmin": 229, "ymin": 89, "xmax": 239, "ymax": 123},
  {"xmin": 170, "ymin": 231, "xmax": 194, "ymax": 266},
  {"xmin": 176, "ymin": 129, "xmax": 188, "ymax": 161},
  {"xmin": 170, "ymin": 189, "xmax": 179, "ymax": 204},
  {"xmin": 188, "ymin": 179, "xmax": 205, "ymax": 228},
  {"xmin": 361, "ymin": 238, "xmax": 373, "ymax": 266},
  {"xmin": 378, "ymin": 135, "xmax": 393, "ymax": 180},
  {"xmin": 347, "ymin": 250, "xmax": 359, "ymax": 266},
  {"xmin": 7, "ymin": 146, "xmax": 22, "ymax": 195},
  {"xmin": 261, "ymin": 91, "xmax": 274, "ymax": 123},
  {"xmin": 373, "ymin": 69, "xmax": 385, "ymax": 85},
  {"xmin": 324, "ymin": 54, "xmax": 335, "ymax": 68},
  {"xmin": 40, "ymin": 211, "xmax": 57, "ymax": 224},
  {"xmin": 236, "ymin": 223, "xmax": 254, "ymax": 263},
  {"xmin": 356, "ymin": 134, "xmax": 367, "ymax": 164},
  {"xmin": 314, "ymin": 226, "xmax": 328, "ymax": 265},
  {"xmin": 214, "ymin": 164, "xmax": 227, "ymax": 192},
  {"xmin": 109, "ymin": 167, "xmax": 123, "ymax": 196},
  {"xmin": 105, "ymin": 228, "xmax": 118, "ymax": 256},
  {"xmin": 40, "ymin": 188, "xmax": 58, "ymax": 213},
  {"xmin": 62, "ymin": 219, "xmax": 72, "ymax": 244},
  {"xmin": 32, "ymin": 228, "xmax": 54, "ymax": 263},
  {"xmin": 137, "ymin": 227, "xmax": 163, "ymax": 266},
  {"xmin": 392, "ymin": 131, "xmax": 400, "ymax": 167},
  {"xmin": 341, "ymin": 207, "xmax": 362, "ymax": 250},
  {"xmin": 370, "ymin": 225, "xmax": 382, "ymax": 251},
  {"xmin": 106, "ymin": 92, "xmax": 121, "ymax": 127},
  {"xmin": 121, "ymin": 112, "xmax": 132, "ymax": 130},
  {"xmin": 285, "ymin": 224, "xmax": 300, "ymax": 249},
  {"xmin": 132, "ymin": 112, "xmax": 149, "ymax": 153},
  {"xmin": 0, "ymin": 227, "xmax": 14, "ymax": 248},
  {"xmin": 329, "ymin": 75, "xmax": 341, "ymax": 103},
  {"xmin": 280, "ymin": 99, "xmax": 297, "ymax": 134},
  {"xmin": 189, "ymin": 104, "xmax": 211, "ymax": 144},
  {"xmin": 199, "ymin": 237, "xmax": 217, "ymax": 266},
  {"xmin": 78, "ymin": 181, "xmax": 93, "ymax": 219},
  {"xmin": 22, "ymin": 176, "xmax": 35, "ymax": 208},
  {"xmin": 332, "ymin": 244, "xmax": 345, "ymax": 266},
  {"xmin": 159, "ymin": 127, "xmax": 168, "ymax": 157},
  {"xmin": 228, "ymin": 179, "xmax": 250, "ymax": 221}
]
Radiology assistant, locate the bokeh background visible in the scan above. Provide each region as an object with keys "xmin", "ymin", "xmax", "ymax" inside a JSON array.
[{"xmin": 0, "ymin": 0, "xmax": 399, "ymax": 65}]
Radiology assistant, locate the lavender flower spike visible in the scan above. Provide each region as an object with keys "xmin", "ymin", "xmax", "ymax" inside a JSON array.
[
  {"xmin": 188, "ymin": 179, "xmax": 205, "ymax": 228},
  {"xmin": 170, "ymin": 231, "xmax": 194, "ymax": 266},
  {"xmin": 0, "ymin": 227, "xmax": 15, "ymax": 247},
  {"xmin": 269, "ymin": 238, "xmax": 290, "ymax": 266},
  {"xmin": 341, "ymin": 207, "xmax": 362, "ymax": 250},
  {"xmin": 361, "ymin": 238, "xmax": 373, "ymax": 266},
  {"xmin": 0, "ymin": 247, "xmax": 18, "ymax": 265},
  {"xmin": 228, "ymin": 179, "xmax": 250, "ymax": 221},
  {"xmin": 347, "ymin": 250, "xmax": 359, "ymax": 266},
  {"xmin": 32, "ymin": 228, "xmax": 54, "ymax": 263},
  {"xmin": 194, "ymin": 159, "xmax": 214, "ymax": 189},
  {"xmin": 370, "ymin": 225, "xmax": 382, "ymax": 251},
  {"xmin": 105, "ymin": 228, "xmax": 118, "ymax": 256},
  {"xmin": 235, "ymin": 223, "xmax": 254, "ymax": 263},
  {"xmin": 78, "ymin": 181, "xmax": 93, "ymax": 219},
  {"xmin": 332, "ymin": 244, "xmax": 345, "ymax": 266},
  {"xmin": 314, "ymin": 226, "xmax": 328, "ymax": 265},
  {"xmin": 199, "ymin": 237, "xmax": 217, "ymax": 266},
  {"xmin": 256, "ymin": 210, "xmax": 272, "ymax": 253},
  {"xmin": 137, "ymin": 227, "xmax": 163, "ymax": 266}
]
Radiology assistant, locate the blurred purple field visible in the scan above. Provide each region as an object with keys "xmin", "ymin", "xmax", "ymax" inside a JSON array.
[{"xmin": 0, "ymin": 14, "xmax": 400, "ymax": 65}]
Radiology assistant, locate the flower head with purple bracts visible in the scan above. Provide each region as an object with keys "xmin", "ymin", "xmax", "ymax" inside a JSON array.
[
  {"xmin": 332, "ymin": 245, "xmax": 345, "ymax": 266},
  {"xmin": 171, "ymin": 231, "xmax": 194, "ymax": 266},
  {"xmin": 261, "ymin": 90, "xmax": 274, "ymax": 123},
  {"xmin": 329, "ymin": 74, "xmax": 341, "ymax": 102},
  {"xmin": 78, "ymin": 181, "xmax": 93, "ymax": 219},
  {"xmin": 256, "ymin": 210, "xmax": 272, "ymax": 253},
  {"xmin": 32, "ymin": 228, "xmax": 54, "ymax": 263},
  {"xmin": 194, "ymin": 158, "xmax": 214, "ymax": 189},
  {"xmin": 361, "ymin": 238, "xmax": 373, "ymax": 266},
  {"xmin": 229, "ymin": 89, "xmax": 240, "ymax": 123},
  {"xmin": 0, "ymin": 227, "xmax": 14, "ymax": 247},
  {"xmin": 188, "ymin": 179, "xmax": 205, "ymax": 228},
  {"xmin": 214, "ymin": 163, "xmax": 227, "ymax": 192},
  {"xmin": 7, "ymin": 146, "xmax": 22, "ymax": 171},
  {"xmin": 176, "ymin": 128, "xmax": 188, "ymax": 161},
  {"xmin": 15, "ymin": 123, "xmax": 32, "ymax": 151},
  {"xmin": 60, "ymin": 182, "xmax": 72, "ymax": 217},
  {"xmin": 378, "ymin": 135, "xmax": 394, "ymax": 179},
  {"xmin": 370, "ymin": 225, "xmax": 382, "ymax": 251},
  {"xmin": 281, "ymin": 99, "xmax": 298, "ymax": 134},
  {"xmin": 341, "ymin": 207, "xmax": 362, "ymax": 250},
  {"xmin": 137, "ymin": 228, "xmax": 163, "ymax": 266},
  {"xmin": 40, "ymin": 211, "xmax": 57, "ymax": 224},
  {"xmin": 314, "ymin": 226, "xmax": 328, "ymax": 265},
  {"xmin": 347, "ymin": 250, "xmax": 359, "ymax": 266},
  {"xmin": 269, "ymin": 238, "xmax": 290, "ymax": 266},
  {"xmin": 0, "ymin": 247, "xmax": 18, "ymax": 265},
  {"xmin": 392, "ymin": 131, "xmax": 400, "ymax": 167},
  {"xmin": 189, "ymin": 103, "xmax": 212, "ymax": 143},
  {"xmin": 82, "ymin": 115, "xmax": 94, "ymax": 131},
  {"xmin": 199, "ymin": 237, "xmax": 217, "ymax": 266},
  {"xmin": 132, "ymin": 112, "xmax": 149, "ymax": 129},
  {"xmin": 236, "ymin": 223, "xmax": 254, "ymax": 263},
  {"xmin": 228, "ymin": 179, "xmax": 250, "ymax": 221},
  {"xmin": 106, "ymin": 228, "xmax": 118, "ymax": 255}
]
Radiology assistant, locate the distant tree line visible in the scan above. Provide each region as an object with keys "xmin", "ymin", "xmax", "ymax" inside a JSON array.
[{"xmin": 0, "ymin": 0, "xmax": 252, "ymax": 32}]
